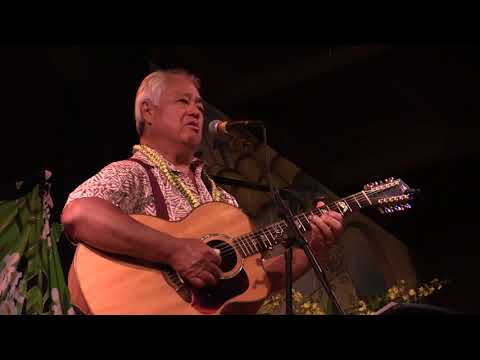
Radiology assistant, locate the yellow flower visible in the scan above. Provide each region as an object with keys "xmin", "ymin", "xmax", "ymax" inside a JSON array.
[
  {"xmin": 409, "ymin": 289, "xmax": 416, "ymax": 296},
  {"xmin": 392, "ymin": 287, "xmax": 399, "ymax": 294},
  {"xmin": 402, "ymin": 295, "xmax": 409, "ymax": 301},
  {"xmin": 302, "ymin": 302, "xmax": 311, "ymax": 309},
  {"xmin": 400, "ymin": 280, "xmax": 406, "ymax": 285},
  {"xmin": 389, "ymin": 293, "xmax": 397, "ymax": 301},
  {"xmin": 293, "ymin": 291, "xmax": 303, "ymax": 302}
]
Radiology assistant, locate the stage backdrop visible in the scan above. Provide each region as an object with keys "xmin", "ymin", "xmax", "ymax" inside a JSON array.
[{"xmin": 200, "ymin": 109, "xmax": 417, "ymax": 314}]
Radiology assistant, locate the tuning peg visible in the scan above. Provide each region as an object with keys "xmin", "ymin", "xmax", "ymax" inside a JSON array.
[{"xmin": 405, "ymin": 204, "xmax": 412, "ymax": 209}]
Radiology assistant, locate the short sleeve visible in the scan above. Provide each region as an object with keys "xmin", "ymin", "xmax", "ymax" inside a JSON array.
[
  {"xmin": 217, "ymin": 186, "xmax": 240, "ymax": 208},
  {"xmin": 64, "ymin": 161, "xmax": 150, "ymax": 214}
]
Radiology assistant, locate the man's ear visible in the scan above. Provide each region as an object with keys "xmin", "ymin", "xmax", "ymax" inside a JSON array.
[{"xmin": 141, "ymin": 101, "xmax": 154, "ymax": 125}]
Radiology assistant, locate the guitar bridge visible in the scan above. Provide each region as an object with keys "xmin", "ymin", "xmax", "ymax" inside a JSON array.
[{"xmin": 161, "ymin": 266, "xmax": 193, "ymax": 304}]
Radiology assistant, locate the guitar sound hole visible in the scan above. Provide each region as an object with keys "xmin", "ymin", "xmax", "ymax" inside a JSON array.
[{"xmin": 207, "ymin": 240, "xmax": 238, "ymax": 273}]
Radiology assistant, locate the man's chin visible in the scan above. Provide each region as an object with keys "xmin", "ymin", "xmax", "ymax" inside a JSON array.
[{"xmin": 181, "ymin": 136, "xmax": 202, "ymax": 149}]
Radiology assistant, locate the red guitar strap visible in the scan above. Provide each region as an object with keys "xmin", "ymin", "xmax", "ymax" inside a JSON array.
[{"xmin": 129, "ymin": 158, "xmax": 169, "ymax": 220}]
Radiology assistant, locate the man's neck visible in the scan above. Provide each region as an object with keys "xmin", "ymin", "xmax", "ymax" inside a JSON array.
[{"xmin": 141, "ymin": 140, "xmax": 195, "ymax": 172}]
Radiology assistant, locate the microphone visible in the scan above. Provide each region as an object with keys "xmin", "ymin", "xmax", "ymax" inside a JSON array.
[{"xmin": 208, "ymin": 119, "xmax": 264, "ymax": 137}]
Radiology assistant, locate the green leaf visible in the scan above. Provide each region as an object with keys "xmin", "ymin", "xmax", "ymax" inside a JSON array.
[
  {"xmin": 41, "ymin": 236, "xmax": 49, "ymax": 273},
  {"xmin": 0, "ymin": 200, "xmax": 19, "ymax": 236},
  {"xmin": 42, "ymin": 287, "xmax": 50, "ymax": 310},
  {"xmin": 51, "ymin": 223, "xmax": 63, "ymax": 243},
  {"xmin": 0, "ymin": 221, "xmax": 20, "ymax": 262},
  {"xmin": 26, "ymin": 286, "xmax": 43, "ymax": 315},
  {"xmin": 16, "ymin": 197, "xmax": 32, "ymax": 227},
  {"xmin": 26, "ymin": 253, "xmax": 42, "ymax": 275},
  {"xmin": 25, "ymin": 242, "xmax": 40, "ymax": 260}
]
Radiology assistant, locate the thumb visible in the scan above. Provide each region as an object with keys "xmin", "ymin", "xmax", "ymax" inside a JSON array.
[{"xmin": 210, "ymin": 248, "xmax": 221, "ymax": 256}]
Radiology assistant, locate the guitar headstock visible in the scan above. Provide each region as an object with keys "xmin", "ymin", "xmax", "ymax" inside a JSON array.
[{"xmin": 364, "ymin": 178, "xmax": 419, "ymax": 215}]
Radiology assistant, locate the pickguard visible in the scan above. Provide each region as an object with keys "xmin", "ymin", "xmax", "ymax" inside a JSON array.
[{"xmin": 191, "ymin": 269, "xmax": 249, "ymax": 313}]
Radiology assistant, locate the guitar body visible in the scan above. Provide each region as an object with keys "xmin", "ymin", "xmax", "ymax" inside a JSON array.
[{"xmin": 71, "ymin": 202, "xmax": 272, "ymax": 315}]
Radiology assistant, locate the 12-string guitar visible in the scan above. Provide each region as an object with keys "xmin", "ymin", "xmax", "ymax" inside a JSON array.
[{"xmin": 71, "ymin": 178, "xmax": 418, "ymax": 315}]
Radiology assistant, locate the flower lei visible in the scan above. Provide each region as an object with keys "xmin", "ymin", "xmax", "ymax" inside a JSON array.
[{"xmin": 133, "ymin": 144, "xmax": 221, "ymax": 209}]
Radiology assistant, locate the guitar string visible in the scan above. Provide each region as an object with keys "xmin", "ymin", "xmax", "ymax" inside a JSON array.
[
  {"xmin": 208, "ymin": 186, "xmax": 409, "ymax": 257},
  {"xmin": 165, "ymin": 185, "xmax": 410, "ymax": 280},
  {"xmin": 213, "ymin": 196, "xmax": 398, "ymax": 256},
  {"xmin": 212, "ymin": 185, "xmax": 397, "ymax": 252}
]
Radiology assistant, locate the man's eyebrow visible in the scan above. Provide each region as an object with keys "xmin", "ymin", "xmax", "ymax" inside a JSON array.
[{"xmin": 174, "ymin": 92, "xmax": 203, "ymax": 104}]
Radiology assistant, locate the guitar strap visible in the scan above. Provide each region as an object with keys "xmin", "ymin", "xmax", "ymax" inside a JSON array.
[{"xmin": 129, "ymin": 158, "xmax": 169, "ymax": 220}]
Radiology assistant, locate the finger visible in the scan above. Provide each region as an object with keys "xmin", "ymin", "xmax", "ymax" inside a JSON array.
[
  {"xmin": 189, "ymin": 277, "xmax": 206, "ymax": 289},
  {"xmin": 323, "ymin": 216, "xmax": 343, "ymax": 236},
  {"xmin": 316, "ymin": 201, "xmax": 325, "ymax": 208},
  {"xmin": 199, "ymin": 270, "xmax": 218, "ymax": 287},
  {"xmin": 307, "ymin": 217, "xmax": 326, "ymax": 248},
  {"xmin": 328, "ymin": 211, "xmax": 343, "ymax": 222},
  {"xmin": 206, "ymin": 262, "xmax": 222, "ymax": 280},
  {"xmin": 209, "ymin": 247, "xmax": 222, "ymax": 266},
  {"xmin": 311, "ymin": 215, "xmax": 335, "ymax": 245}
]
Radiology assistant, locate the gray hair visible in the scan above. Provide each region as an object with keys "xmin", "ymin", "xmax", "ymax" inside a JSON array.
[{"xmin": 134, "ymin": 69, "xmax": 201, "ymax": 136}]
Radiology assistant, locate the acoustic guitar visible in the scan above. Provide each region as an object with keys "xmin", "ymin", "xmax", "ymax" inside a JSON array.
[{"xmin": 71, "ymin": 178, "xmax": 417, "ymax": 315}]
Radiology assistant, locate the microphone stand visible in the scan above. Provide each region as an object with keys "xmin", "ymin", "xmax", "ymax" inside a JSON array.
[
  {"xmin": 271, "ymin": 187, "xmax": 345, "ymax": 315},
  {"xmin": 205, "ymin": 108, "xmax": 345, "ymax": 314},
  {"xmin": 259, "ymin": 126, "xmax": 345, "ymax": 315}
]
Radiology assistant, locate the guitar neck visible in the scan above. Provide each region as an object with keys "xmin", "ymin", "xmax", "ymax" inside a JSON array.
[{"xmin": 232, "ymin": 191, "xmax": 373, "ymax": 259}]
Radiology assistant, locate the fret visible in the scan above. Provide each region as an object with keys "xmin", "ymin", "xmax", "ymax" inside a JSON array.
[
  {"xmin": 293, "ymin": 216, "xmax": 307, "ymax": 233},
  {"xmin": 264, "ymin": 230, "xmax": 274, "ymax": 248},
  {"xmin": 257, "ymin": 235, "xmax": 269, "ymax": 252},
  {"xmin": 344, "ymin": 199, "xmax": 353, "ymax": 212},
  {"xmin": 234, "ymin": 238, "xmax": 248, "ymax": 258},
  {"xmin": 261, "ymin": 231, "xmax": 273, "ymax": 250},
  {"xmin": 232, "ymin": 184, "xmax": 387, "ymax": 260},
  {"xmin": 353, "ymin": 194, "xmax": 362, "ymax": 209},
  {"xmin": 299, "ymin": 214, "xmax": 311, "ymax": 231},
  {"xmin": 244, "ymin": 238, "xmax": 255, "ymax": 255},
  {"xmin": 251, "ymin": 237, "xmax": 260, "ymax": 253},
  {"xmin": 362, "ymin": 191, "xmax": 372, "ymax": 205},
  {"xmin": 334, "ymin": 202, "xmax": 343, "ymax": 213},
  {"xmin": 303, "ymin": 213, "xmax": 311, "ymax": 227},
  {"xmin": 272, "ymin": 223, "xmax": 285, "ymax": 239},
  {"xmin": 313, "ymin": 207, "xmax": 327, "ymax": 217}
]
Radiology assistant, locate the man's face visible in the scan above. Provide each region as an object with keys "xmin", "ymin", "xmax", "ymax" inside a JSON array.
[{"xmin": 145, "ymin": 74, "xmax": 205, "ymax": 148}]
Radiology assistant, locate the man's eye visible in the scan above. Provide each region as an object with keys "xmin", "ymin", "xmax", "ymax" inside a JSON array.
[{"xmin": 178, "ymin": 98, "xmax": 189, "ymax": 104}]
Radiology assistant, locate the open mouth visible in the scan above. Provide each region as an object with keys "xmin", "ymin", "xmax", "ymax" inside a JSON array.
[{"xmin": 185, "ymin": 123, "xmax": 200, "ymax": 132}]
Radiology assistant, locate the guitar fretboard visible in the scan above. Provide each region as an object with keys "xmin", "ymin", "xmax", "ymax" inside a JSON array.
[{"xmin": 232, "ymin": 191, "xmax": 373, "ymax": 258}]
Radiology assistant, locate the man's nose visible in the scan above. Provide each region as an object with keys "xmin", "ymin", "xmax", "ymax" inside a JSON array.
[{"xmin": 188, "ymin": 104, "xmax": 202, "ymax": 119}]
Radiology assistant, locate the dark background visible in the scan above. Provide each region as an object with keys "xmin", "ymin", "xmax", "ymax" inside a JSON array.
[{"xmin": 1, "ymin": 43, "xmax": 478, "ymax": 313}]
